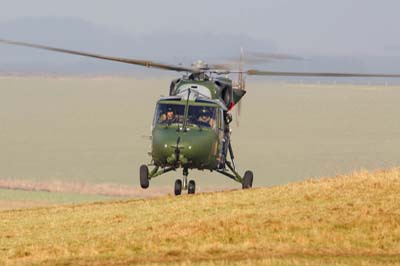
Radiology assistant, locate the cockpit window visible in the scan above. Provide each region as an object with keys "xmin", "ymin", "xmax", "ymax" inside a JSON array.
[
  {"xmin": 155, "ymin": 103, "xmax": 217, "ymax": 129},
  {"xmin": 155, "ymin": 104, "xmax": 185, "ymax": 125},
  {"xmin": 188, "ymin": 106, "xmax": 217, "ymax": 129}
]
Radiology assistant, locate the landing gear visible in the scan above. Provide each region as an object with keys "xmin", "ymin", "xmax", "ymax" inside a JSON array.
[
  {"xmin": 139, "ymin": 163, "xmax": 251, "ymax": 194},
  {"xmin": 242, "ymin": 170, "xmax": 253, "ymax": 189},
  {"xmin": 174, "ymin": 168, "xmax": 196, "ymax": 195},
  {"xmin": 140, "ymin": 165, "xmax": 149, "ymax": 189},
  {"xmin": 182, "ymin": 168, "xmax": 188, "ymax": 191},
  {"xmin": 188, "ymin": 180, "xmax": 196, "ymax": 194},
  {"xmin": 174, "ymin": 179, "xmax": 182, "ymax": 195},
  {"xmin": 216, "ymin": 161, "xmax": 254, "ymax": 189},
  {"xmin": 174, "ymin": 179, "xmax": 195, "ymax": 195},
  {"xmin": 215, "ymin": 140, "xmax": 254, "ymax": 189}
]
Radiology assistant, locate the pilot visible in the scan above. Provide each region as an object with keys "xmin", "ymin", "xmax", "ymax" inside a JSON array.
[
  {"xmin": 160, "ymin": 107, "xmax": 178, "ymax": 124},
  {"xmin": 197, "ymin": 108, "xmax": 215, "ymax": 128}
]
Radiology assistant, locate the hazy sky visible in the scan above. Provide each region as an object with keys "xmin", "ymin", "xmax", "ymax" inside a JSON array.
[{"xmin": 1, "ymin": 0, "xmax": 400, "ymax": 55}]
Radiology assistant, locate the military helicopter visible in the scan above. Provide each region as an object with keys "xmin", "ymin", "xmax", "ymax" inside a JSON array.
[{"xmin": 1, "ymin": 39, "xmax": 400, "ymax": 195}]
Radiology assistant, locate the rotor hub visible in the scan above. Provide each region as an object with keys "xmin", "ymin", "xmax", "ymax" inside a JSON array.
[{"xmin": 191, "ymin": 60, "xmax": 209, "ymax": 70}]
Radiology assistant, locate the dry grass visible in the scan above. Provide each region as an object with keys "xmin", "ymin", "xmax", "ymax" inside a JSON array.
[
  {"xmin": 1, "ymin": 168, "xmax": 400, "ymax": 265},
  {"xmin": 0, "ymin": 200, "xmax": 50, "ymax": 210}
]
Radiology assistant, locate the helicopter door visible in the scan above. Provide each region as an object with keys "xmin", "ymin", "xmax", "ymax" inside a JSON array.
[{"xmin": 217, "ymin": 108, "xmax": 225, "ymax": 166}]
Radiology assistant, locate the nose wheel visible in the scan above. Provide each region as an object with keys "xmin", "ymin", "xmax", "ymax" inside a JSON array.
[
  {"xmin": 174, "ymin": 179, "xmax": 182, "ymax": 195},
  {"xmin": 174, "ymin": 179, "xmax": 195, "ymax": 195},
  {"xmin": 188, "ymin": 180, "xmax": 196, "ymax": 194},
  {"xmin": 174, "ymin": 168, "xmax": 196, "ymax": 195}
]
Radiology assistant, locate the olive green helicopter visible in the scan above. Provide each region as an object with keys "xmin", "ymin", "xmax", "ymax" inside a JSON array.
[{"xmin": 2, "ymin": 39, "xmax": 400, "ymax": 195}]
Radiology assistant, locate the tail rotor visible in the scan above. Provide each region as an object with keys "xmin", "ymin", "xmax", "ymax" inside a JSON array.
[{"xmin": 235, "ymin": 48, "xmax": 246, "ymax": 127}]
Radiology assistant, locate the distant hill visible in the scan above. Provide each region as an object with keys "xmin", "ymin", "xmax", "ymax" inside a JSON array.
[
  {"xmin": 0, "ymin": 17, "xmax": 276, "ymax": 74},
  {"xmin": 0, "ymin": 17, "xmax": 400, "ymax": 80}
]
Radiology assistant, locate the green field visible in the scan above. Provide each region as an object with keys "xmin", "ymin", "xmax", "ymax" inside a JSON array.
[
  {"xmin": 1, "ymin": 76, "xmax": 400, "ymax": 189},
  {"xmin": 1, "ymin": 168, "xmax": 400, "ymax": 265}
]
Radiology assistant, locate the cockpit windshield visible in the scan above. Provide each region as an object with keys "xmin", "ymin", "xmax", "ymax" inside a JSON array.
[
  {"xmin": 155, "ymin": 104, "xmax": 185, "ymax": 125},
  {"xmin": 188, "ymin": 105, "xmax": 217, "ymax": 129},
  {"xmin": 155, "ymin": 103, "xmax": 218, "ymax": 129}
]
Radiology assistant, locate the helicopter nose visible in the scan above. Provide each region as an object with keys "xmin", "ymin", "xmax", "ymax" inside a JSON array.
[{"xmin": 152, "ymin": 130, "xmax": 217, "ymax": 167}]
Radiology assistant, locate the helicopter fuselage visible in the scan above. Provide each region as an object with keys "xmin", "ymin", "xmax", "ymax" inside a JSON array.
[
  {"xmin": 151, "ymin": 98, "xmax": 225, "ymax": 171},
  {"xmin": 140, "ymin": 76, "xmax": 253, "ymax": 194}
]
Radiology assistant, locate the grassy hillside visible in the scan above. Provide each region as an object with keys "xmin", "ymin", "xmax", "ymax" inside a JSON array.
[{"xmin": 1, "ymin": 168, "xmax": 400, "ymax": 265}]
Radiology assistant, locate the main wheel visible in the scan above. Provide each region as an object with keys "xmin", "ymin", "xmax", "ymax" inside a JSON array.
[
  {"xmin": 188, "ymin": 180, "xmax": 196, "ymax": 194},
  {"xmin": 174, "ymin": 179, "xmax": 182, "ymax": 196},
  {"xmin": 140, "ymin": 165, "xmax": 149, "ymax": 189},
  {"xmin": 242, "ymin": 170, "xmax": 253, "ymax": 189}
]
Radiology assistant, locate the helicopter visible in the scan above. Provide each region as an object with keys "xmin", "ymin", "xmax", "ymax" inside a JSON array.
[{"xmin": 1, "ymin": 39, "xmax": 400, "ymax": 195}]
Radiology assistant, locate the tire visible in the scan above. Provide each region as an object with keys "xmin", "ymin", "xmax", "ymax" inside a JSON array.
[
  {"xmin": 242, "ymin": 170, "xmax": 253, "ymax": 189},
  {"xmin": 188, "ymin": 180, "xmax": 196, "ymax": 194},
  {"xmin": 174, "ymin": 179, "xmax": 182, "ymax": 196},
  {"xmin": 140, "ymin": 165, "xmax": 149, "ymax": 189}
]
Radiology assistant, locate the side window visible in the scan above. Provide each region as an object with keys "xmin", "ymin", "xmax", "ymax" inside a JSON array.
[{"xmin": 153, "ymin": 103, "xmax": 161, "ymax": 127}]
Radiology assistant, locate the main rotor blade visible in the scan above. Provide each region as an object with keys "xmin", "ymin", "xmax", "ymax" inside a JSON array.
[
  {"xmin": 0, "ymin": 39, "xmax": 195, "ymax": 72},
  {"xmin": 214, "ymin": 52, "xmax": 305, "ymax": 70},
  {"xmin": 246, "ymin": 69, "xmax": 400, "ymax": 78},
  {"xmin": 245, "ymin": 51, "xmax": 305, "ymax": 62}
]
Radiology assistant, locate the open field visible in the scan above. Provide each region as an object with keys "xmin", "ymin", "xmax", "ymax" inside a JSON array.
[
  {"xmin": 1, "ymin": 168, "xmax": 400, "ymax": 265},
  {"xmin": 0, "ymin": 178, "xmax": 172, "ymax": 197},
  {"xmin": 0, "ymin": 188, "xmax": 117, "ymax": 211},
  {"xmin": 0, "ymin": 179, "xmax": 226, "ymax": 210},
  {"xmin": 1, "ymin": 76, "xmax": 400, "ymax": 190}
]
